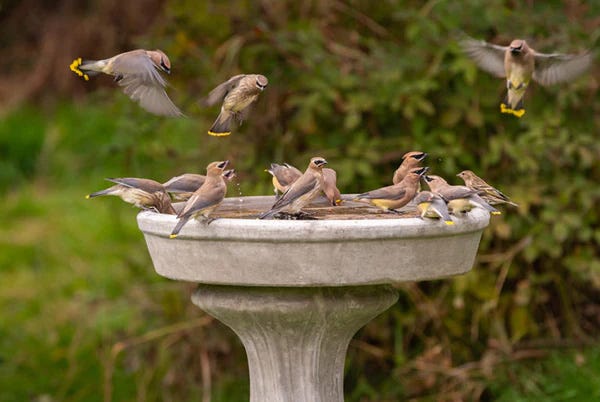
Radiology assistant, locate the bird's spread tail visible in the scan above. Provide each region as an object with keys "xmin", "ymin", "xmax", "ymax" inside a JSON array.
[
  {"xmin": 208, "ymin": 110, "xmax": 233, "ymax": 136},
  {"xmin": 69, "ymin": 58, "xmax": 91, "ymax": 81},
  {"xmin": 500, "ymin": 97, "xmax": 525, "ymax": 118}
]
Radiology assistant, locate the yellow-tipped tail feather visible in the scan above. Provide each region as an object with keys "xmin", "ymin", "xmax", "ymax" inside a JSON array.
[
  {"xmin": 208, "ymin": 131, "xmax": 231, "ymax": 137},
  {"xmin": 70, "ymin": 58, "xmax": 89, "ymax": 81},
  {"xmin": 169, "ymin": 234, "xmax": 178, "ymax": 239},
  {"xmin": 85, "ymin": 194, "xmax": 90, "ymax": 199},
  {"xmin": 500, "ymin": 103, "xmax": 525, "ymax": 118},
  {"xmin": 444, "ymin": 220, "xmax": 455, "ymax": 225}
]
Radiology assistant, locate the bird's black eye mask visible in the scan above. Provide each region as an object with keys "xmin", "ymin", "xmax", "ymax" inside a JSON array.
[{"xmin": 160, "ymin": 60, "xmax": 170, "ymax": 72}]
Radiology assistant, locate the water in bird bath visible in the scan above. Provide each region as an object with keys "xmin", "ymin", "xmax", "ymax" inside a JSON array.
[{"xmin": 207, "ymin": 195, "xmax": 423, "ymax": 220}]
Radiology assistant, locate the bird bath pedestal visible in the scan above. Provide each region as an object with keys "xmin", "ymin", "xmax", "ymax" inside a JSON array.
[{"xmin": 137, "ymin": 196, "xmax": 490, "ymax": 402}]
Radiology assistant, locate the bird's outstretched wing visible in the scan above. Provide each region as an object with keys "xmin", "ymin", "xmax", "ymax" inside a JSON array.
[
  {"xmin": 533, "ymin": 51, "xmax": 593, "ymax": 86},
  {"xmin": 112, "ymin": 51, "xmax": 183, "ymax": 117},
  {"xmin": 460, "ymin": 38, "xmax": 507, "ymax": 78},
  {"xmin": 204, "ymin": 74, "xmax": 246, "ymax": 106}
]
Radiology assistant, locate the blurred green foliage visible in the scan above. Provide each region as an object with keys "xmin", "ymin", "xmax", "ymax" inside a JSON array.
[{"xmin": 1, "ymin": 0, "xmax": 599, "ymax": 401}]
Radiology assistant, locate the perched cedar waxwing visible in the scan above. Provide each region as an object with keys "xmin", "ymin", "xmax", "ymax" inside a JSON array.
[
  {"xmin": 204, "ymin": 74, "xmax": 268, "ymax": 136},
  {"xmin": 460, "ymin": 37, "xmax": 592, "ymax": 117},
  {"xmin": 265, "ymin": 163, "xmax": 303, "ymax": 196},
  {"xmin": 414, "ymin": 191, "xmax": 454, "ymax": 225},
  {"xmin": 70, "ymin": 49, "xmax": 183, "ymax": 117},
  {"xmin": 424, "ymin": 175, "xmax": 501, "ymax": 215},
  {"xmin": 456, "ymin": 170, "xmax": 518, "ymax": 207},
  {"xmin": 354, "ymin": 167, "xmax": 429, "ymax": 213},
  {"xmin": 259, "ymin": 157, "xmax": 327, "ymax": 219},
  {"xmin": 322, "ymin": 167, "xmax": 342, "ymax": 206},
  {"xmin": 169, "ymin": 161, "xmax": 229, "ymax": 238},
  {"xmin": 393, "ymin": 151, "xmax": 428, "ymax": 184},
  {"xmin": 86, "ymin": 177, "xmax": 175, "ymax": 214},
  {"xmin": 163, "ymin": 173, "xmax": 206, "ymax": 201}
]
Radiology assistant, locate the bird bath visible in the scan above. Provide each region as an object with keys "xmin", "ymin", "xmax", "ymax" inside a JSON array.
[{"xmin": 137, "ymin": 195, "xmax": 490, "ymax": 402}]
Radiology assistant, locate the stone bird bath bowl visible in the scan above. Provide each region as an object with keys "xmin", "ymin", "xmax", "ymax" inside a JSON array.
[{"xmin": 137, "ymin": 195, "xmax": 490, "ymax": 402}]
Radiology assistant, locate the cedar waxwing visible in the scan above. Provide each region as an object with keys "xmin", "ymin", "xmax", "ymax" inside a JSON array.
[
  {"xmin": 259, "ymin": 157, "xmax": 327, "ymax": 219},
  {"xmin": 169, "ymin": 161, "xmax": 229, "ymax": 238},
  {"xmin": 354, "ymin": 167, "xmax": 429, "ymax": 213},
  {"xmin": 86, "ymin": 177, "xmax": 175, "ymax": 214},
  {"xmin": 460, "ymin": 37, "xmax": 592, "ymax": 117},
  {"xmin": 70, "ymin": 49, "xmax": 183, "ymax": 117},
  {"xmin": 205, "ymin": 74, "xmax": 268, "ymax": 136},
  {"xmin": 424, "ymin": 175, "xmax": 501, "ymax": 215},
  {"xmin": 322, "ymin": 167, "xmax": 342, "ymax": 206},
  {"xmin": 456, "ymin": 170, "xmax": 518, "ymax": 207},
  {"xmin": 164, "ymin": 170, "xmax": 236, "ymax": 201},
  {"xmin": 414, "ymin": 191, "xmax": 454, "ymax": 225},
  {"xmin": 265, "ymin": 163, "xmax": 303, "ymax": 196},
  {"xmin": 393, "ymin": 151, "xmax": 428, "ymax": 184}
]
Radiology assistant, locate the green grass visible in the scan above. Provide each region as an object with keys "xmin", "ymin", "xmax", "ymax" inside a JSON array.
[{"xmin": 492, "ymin": 348, "xmax": 600, "ymax": 401}]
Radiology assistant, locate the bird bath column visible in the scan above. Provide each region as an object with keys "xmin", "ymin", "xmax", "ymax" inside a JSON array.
[{"xmin": 137, "ymin": 196, "xmax": 490, "ymax": 402}]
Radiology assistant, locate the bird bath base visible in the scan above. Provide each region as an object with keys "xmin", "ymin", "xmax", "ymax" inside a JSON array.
[
  {"xmin": 137, "ymin": 195, "xmax": 490, "ymax": 401},
  {"xmin": 193, "ymin": 284, "xmax": 398, "ymax": 402}
]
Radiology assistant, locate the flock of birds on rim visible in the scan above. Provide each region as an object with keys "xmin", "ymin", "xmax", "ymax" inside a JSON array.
[{"xmin": 72, "ymin": 35, "xmax": 593, "ymax": 238}]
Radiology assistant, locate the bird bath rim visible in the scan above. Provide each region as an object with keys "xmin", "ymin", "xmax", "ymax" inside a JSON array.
[
  {"xmin": 137, "ymin": 195, "xmax": 490, "ymax": 241},
  {"xmin": 136, "ymin": 195, "xmax": 490, "ymax": 287}
]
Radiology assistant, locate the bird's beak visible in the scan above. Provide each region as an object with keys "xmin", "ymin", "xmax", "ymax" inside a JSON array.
[{"xmin": 417, "ymin": 167, "xmax": 429, "ymax": 176}]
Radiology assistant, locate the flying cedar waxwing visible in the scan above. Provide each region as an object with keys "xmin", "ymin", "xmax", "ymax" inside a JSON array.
[
  {"xmin": 322, "ymin": 167, "xmax": 342, "ymax": 206},
  {"xmin": 204, "ymin": 74, "xmax": 268, "ymax": 136},
  {"xmin": 460, "ymin": 37, "xmax": 592, "ymax": 117},
  {"xmin": 424, "ymin": 175, "xmax": 500, "ymax": 215},
  {"xmin": 70, "ymin": 49, "xmax": 183, "ymax": 117},
  {"xmin": 170, "ymin": 161, "xmax": 229, "ymax": 238},
  {"xmin": 354, "ymin": 167, "xmax": 429, "ymax": 213},
  {"xmin": 414, "ymin": 191, "xmax": 454, "ymax": 225},
  {"xmin": 456, "ymin": 170, "xmax": 518, "ymax": 207},
  {"xmin": 86, "ymin": 177, "xmax": 175, "ymax": 214},
  {"xmin": 259, "ymin": 157, "xmax": 327, "ymax": 219},
  {"xmin": 393, "ymin": 151, "xmax": 428, "ymax": 184},
  {"xmin": 265, "ymin": 163, "xmax": 303, "ymax": 197}
]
